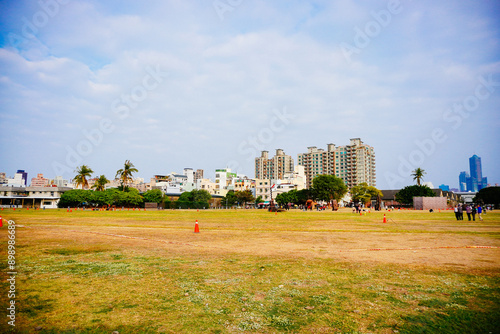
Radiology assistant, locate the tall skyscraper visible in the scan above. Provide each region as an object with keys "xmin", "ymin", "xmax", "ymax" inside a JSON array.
[
  {"xmin": 255, "ymin": 149, "xmax": 294, "ymax": 180},
  {"xmin": 469, "ymin": 155, "xmax": 482, "ymax": 181},
  {"xmin": 297, "ymin": 138, "xmax": 376, "ymax": 189},
  {"xmin": 458, "ymin": 155, "xmax": 488, "ymax": 192},
  {"xmin": 459, "ymin": 171, "xmax": 469, "ymax": 192}
]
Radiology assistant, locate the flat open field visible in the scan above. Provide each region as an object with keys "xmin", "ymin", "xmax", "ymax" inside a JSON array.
[{"xmin": 1, "ymin": 208, "xmax": 499, "ymax": 333}]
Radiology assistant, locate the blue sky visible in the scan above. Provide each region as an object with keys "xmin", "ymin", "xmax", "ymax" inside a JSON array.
[{"xmin": 0, "ymin": 0, "xmax": 499, "ymax": 189}]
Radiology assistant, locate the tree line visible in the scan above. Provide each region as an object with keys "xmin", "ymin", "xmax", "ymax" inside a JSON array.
[{"xmin": 58, "ymin": 188, "xmax": 214, "ymax": 209}]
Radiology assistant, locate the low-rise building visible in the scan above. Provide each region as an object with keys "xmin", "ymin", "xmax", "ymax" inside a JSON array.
[{"xmin": 0, "ymin": 186, "xmax": 72, "ymax": 209}]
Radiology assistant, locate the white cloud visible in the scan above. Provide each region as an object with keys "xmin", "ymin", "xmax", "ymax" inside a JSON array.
[{"xmin": 0, "ymin": 0, "xmax": 498, "ymax": 188}]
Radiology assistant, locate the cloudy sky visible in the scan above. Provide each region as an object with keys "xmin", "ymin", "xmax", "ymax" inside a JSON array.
[{"xmin": 0, "ymin": 0, "xmax": 499, "ymax": 189}]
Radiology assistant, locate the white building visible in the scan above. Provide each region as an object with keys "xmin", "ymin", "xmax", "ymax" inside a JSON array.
[{"xmin": 0, "ymin": 186, "xmax": 72, "ymax": 209}]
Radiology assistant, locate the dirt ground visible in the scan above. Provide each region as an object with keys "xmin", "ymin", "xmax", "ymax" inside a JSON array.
[{"xmin": 24, "ymin": 220, "xmax": 500, "ymax": 271}]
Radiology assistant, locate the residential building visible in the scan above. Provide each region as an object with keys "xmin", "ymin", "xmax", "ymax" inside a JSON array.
[
  {"xmin": 255, "ymin": 149, "xmax": 294, "ymax": 180},
  {"xmin": 194, "ymin": 169, "xmax": 204, "ymax": 182},
  {"xmin": 7, "ymin": 170, "xmax": 28, "ymax": 187},
  {"xmin": 233, "ymin": 177, "xmax": 255, "ymax": 192},
  {"xmin": 31, "ymin": 173, "xmax": 49, "ymax": 187},
  {"xmin": 184, "ymin": 168, "xmax": 194, "ymax": 183},
  {"xmin": 283, "ymin": 165, "xmax": 306, "ymax": 190},
  {"xmin": 254, "ymin": 179, "xmax": 272, "ymax": 202},
  {"xmin": 214, "ymin": 168, "xmax": 237, "ymax": 196},
  {"xmin": 51, "ymin": 176, "xmax": 71, "ymax": 188},
  {"xmin": 297, "ymin": 138, "xmax": 376, "ymax": 189},
  {"xmin": 196, "ymin": 178, "xmax": 217, "ymax": 194},
  {"xmin": 0, "ymin": 173, "xmax": 6, "ymax": 185}
]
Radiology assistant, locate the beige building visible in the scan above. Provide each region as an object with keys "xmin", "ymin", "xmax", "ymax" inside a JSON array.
[
  {"xmin": 196, "ymin": 178, "xmax": 217, "ymax": 195},
  {"xmin": 255, "ymin": 149, "xmax": 294, "ymax": 180},
  {"xmin": 297, "ymin": 138, "xmax": 376, "ymax": 189},
  {"xmin": 254, "ymin": 178, "xmax": 272, "ymax": 201}
]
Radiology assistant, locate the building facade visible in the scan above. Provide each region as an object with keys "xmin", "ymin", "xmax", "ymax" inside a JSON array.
[
  {"xmin": 297, "ymin": 138, "xmax": 376, "ymax": 189},
  {"xmin": 31, "ymin": 173, "xmax": 49, "ymax": 187},
  {"xmin": 255, "ymin": 149, "xmax": 294, "ymax": 181},
  {"xmin": 0, "ymin": 186, "xmax": 71, "ymax": 209}
]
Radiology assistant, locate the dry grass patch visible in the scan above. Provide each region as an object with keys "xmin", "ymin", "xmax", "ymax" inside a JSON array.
[{"xmin": 0, "ymin": 209, "xmax": 499, "ymax": 333}]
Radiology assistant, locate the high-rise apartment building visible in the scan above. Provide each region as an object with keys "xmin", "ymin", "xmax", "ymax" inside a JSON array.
[
  {"xmin": 297, "ymin": 138, "xmax": 376, "ymax": 189},
  {"xmin": 255, "ymin": 149, "xmax": 294, "ymax": 181}
]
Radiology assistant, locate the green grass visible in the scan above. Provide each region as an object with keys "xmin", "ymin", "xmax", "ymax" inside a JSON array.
[{"xmin": 0, "ymin": 208, "xmax": 499, "ymax": 333}]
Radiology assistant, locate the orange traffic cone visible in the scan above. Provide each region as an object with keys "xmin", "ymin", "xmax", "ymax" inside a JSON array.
[
  {"xmin": 0, "ymin": 216, "xmax": 2, "ymax": 227},
  {"xmin": 194, "ymin": 220, "xmax": 200, "ymax": 233},
  {"xmin": 383, "ymin": 214, "xmax": 387, "ymax": 223},
  {"xmin": 359, "ymin": 211, "xmax": 362, "ymax": 216}
]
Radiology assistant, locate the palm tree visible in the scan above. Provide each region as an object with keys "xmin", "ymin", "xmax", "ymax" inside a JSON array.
[
  {"xmin": 92, "ymin": 175, "xmax": 110, "ymax": 191},
  {"xmin": 411, "ymin": 168, "xmax": 426, "ymax": 186},
  {"xmin": 116, "ymin": 160, "xmax": 138, "ymax": 189},
  {"xmin": 74, "ymin": 165, "xmax": 94, "ymax": 189}
]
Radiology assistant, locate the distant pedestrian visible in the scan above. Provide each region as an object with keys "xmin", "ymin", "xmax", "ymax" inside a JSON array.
[
  {"xmin": 454, "ymin": 206, "xmax": 460, "ymax": 220},
  {"xmin": 471, "ymin": 206, "xmax": 477, "ymax": 221},
  {"xmin": 466, "ymin": 205, "xmax": 472, "ymax": 221},
  {"xmin": 458, "ymin": 205, "xmax": 463, "ymax": 220},
  {"xmin": 477, "ymin": 205, "xmax": 483, "ymax": 221}
]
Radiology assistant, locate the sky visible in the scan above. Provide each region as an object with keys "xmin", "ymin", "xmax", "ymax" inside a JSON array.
[{"xmin": 0, "ymin": 0, "xmax": 499, "ymax": 190}]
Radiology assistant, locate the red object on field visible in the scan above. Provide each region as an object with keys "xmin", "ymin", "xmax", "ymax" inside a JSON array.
[
  {"xmin": 194, "ymin": 220, "xmax": 200, "ymax": 233},
  {"xmin": 383, "ymin": 214, "xmax": 387, "ymax": 223},
  {"xmin": 0, "ymin": 216, "xmax": 2, "ymax": 227}
]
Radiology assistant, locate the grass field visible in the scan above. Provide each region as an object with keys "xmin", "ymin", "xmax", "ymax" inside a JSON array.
[{"xmin": 1, "ymin": 208, "xmax": 499, "ymax": 333}]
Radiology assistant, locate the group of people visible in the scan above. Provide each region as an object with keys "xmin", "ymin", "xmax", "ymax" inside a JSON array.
[{"xmin": 454, "ymin": 204, "xmax": 483, "ymax": 221}]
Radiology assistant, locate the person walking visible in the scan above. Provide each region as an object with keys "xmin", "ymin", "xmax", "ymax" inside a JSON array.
[
  {"xmin": 471, "ymin": 205, "xmax": 477, "ymax": 221},
  {"xmin": 458, "ymin": 204, "xmax": 463, "ymax": 220},
  {"xmin": 466, "ymin": 205, "xmax": 472, "ymax": 221},
  {"xmin": 454, "ymin": 205, "xmax": 460, "ymax": 220},
  {"xmin": 477, "ymin": 205, "xmax": 483, "ymax": 221}
]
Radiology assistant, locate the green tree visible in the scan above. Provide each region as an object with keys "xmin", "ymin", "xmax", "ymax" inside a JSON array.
[
  {"xmin": 235, "ymin": 190, "xmax": 255, "ymax": 206},
  {"xmin": 395, "ymin": 185, "xmax": 435, "ymax": 205},
  {"xmin": 115, "ymin": 188, "xmax": 143, "ymax": 207},
  {"xmin": 90, "ymin": 189, "xmax": 115, "ymax": 207},
  {"xmin": 350, "ymin": 183, "xmax": 383, "ymax": 205},
  {"xmin": 58, "ymin": 189, "xmax": 93, "ymax": 207},
  {"xmin": 312, "ymin": 175, "xmax": 348, "ymax": 208},
  {"xmin": 73, "ymin": 165, "xmax": 94, "ymax": 189},
  {"xmin": 255, "ymin": 196, "xmax": 263, "ymax": 205},
  {"xmin": 192, "ymin": 189, "xmax": 212, "ymax": 203},
  {"xmin": 296, "ymin": 189, "xmax": 313, "ymax": 205},
  {"xmin": 143, "ymin": 189, "xmax": 163, "ymax": 204},
  {"xmin": 473, "ymin": 186, "xmax": 500, "ymax": 209},
  {"xmin": 221, "ymin": 190, "xmax": 238, "ymax": 208},
  {"xmin": 276, "ymin": 190, "xmax": 298, "ymax": 207},
  {"xmin": 178, "ymin": 191, "xmax": 193, "ymax": 202},
  {"xmin": 116, "ymin": 160, "xmax": 138, "ymax": 189},
  {"xmin": 411, "ymin": 168, "xmax": 426, "ymax": 186},
  {"xmin": 92, "ymin": 175, "xmax": 110, "ymax": 191}
]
